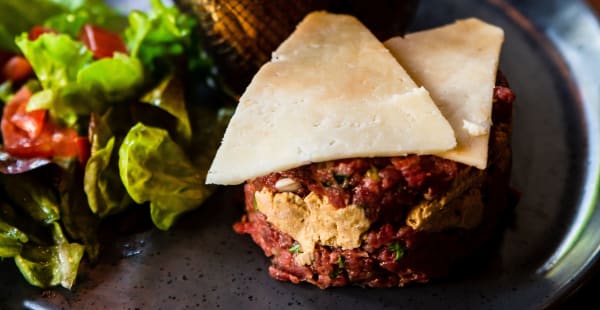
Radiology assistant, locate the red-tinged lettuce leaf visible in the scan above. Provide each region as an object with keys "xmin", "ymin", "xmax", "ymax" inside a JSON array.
[{"xmin": 0, "ymin": 151, "xmax": 52, "ymax": 174}]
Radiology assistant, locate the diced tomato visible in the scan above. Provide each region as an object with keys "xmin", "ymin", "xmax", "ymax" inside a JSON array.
[
  {"xmin": 79, "ymin": 24, "xmax": 128, "ymax": 59},
  {"xmin": 29, "ymin": 26, "xmax": 57, "ymax": 41},
  {"xmin": 1, "ymin": 86, "xmax": 85, "ymax": 160},
  {"xmin": 10, "ymin": 93, "xmax": 45, "ymax": 139},
  {"xmin": 2, "ymin": 56, "xmax": 33, "ymax": 83}
]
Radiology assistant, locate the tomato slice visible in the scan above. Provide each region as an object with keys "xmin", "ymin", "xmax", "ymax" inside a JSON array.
[
  {"xmin": 79, "ymin": 24, "xmax": 128, "ymax": 59},
  {"xmin": 1, "ymin": 86, "xmax": 85, "ymax": 160}
]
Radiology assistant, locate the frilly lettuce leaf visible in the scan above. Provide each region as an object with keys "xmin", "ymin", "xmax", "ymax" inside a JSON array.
[
  {"xmin": 57, "ymin": 160, "xmax": 100, "ymax": 261},
  {"xmin": 0, "ymin": 0, "xmax": 127, "ymax": 52},
  {"xmin": 84, "ymin": 112, "xmax": 132, "ymax": 218},
  {"xmin": 141, "ymin": 74, "xmax": 191, "ymax": 143},
  {"xmin": 0, "ymin": 81, "xmax": 14, "ymax": 103},
  {"xmin": 14, "ymin": 222, "xmax": 84, "ymax": 289},
  {"xmin": 16, "ymin": 33, "xmax": 144, "ymax": 127},
  {"xmin": 77, "ymin": 52, "xmax": 144, "ymax": 102},
  {"xmin": 0, "ymin": 0, "xmax": 228, "ymax": 290},
  {"xmin": 1, "ymin": 172, "xmax": 61, "ymax": 225},
  {"xmin": 118, "ymin": 123, "xmax": 210, "ymax": 230},
  {"xmin": 124, "ymin": 0, "xmax": 196, "ymax": 73},
  {"xmin": 0, "ymin": 219, "xmax": 28, "ymax": 257},
  {"xmin": 0, "ymin": 192, "xmax": 85, "ymax": 289},
  {"xmin": 15, "ymin": 33, "xmax": 92, "ymax": 90},
  {"xmin": 44, "ymin": 0, "xmax": 127, "ymax": 37},
  {"xmin": 0, "ymin": 1, "xmax": 65, "ymax": 52}
]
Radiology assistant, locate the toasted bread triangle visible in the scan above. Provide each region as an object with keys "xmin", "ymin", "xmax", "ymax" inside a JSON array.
[
  {"xmin": 207, "ymin": 11, "xmax": 456, "ymax": 185},
  {"xmin": 385, "ymin": 18, "xmax": 505, "ymax": 169}
]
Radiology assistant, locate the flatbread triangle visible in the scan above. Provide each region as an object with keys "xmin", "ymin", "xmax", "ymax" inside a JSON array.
[
  {"xmin": 207, "ymin": 11, "xmax": 456, "ymax": 185},
  {"xmin": 385, "ymin": 18, "xmax": 505, "ymax": 169}
]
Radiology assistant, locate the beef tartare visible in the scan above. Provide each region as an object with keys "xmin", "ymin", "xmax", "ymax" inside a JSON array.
[
  {"xmin": 205, "ymin": 12, "xmax": 514, "ymax": 289},
  {"xmin": 233, "ymin": 73, "xmax": 515, "ymax": 288}
]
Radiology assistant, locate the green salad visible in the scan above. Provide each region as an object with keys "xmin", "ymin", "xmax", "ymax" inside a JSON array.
[{"xmin": 0, "ymin": 0, "xmax": 232, "ymax": 289}]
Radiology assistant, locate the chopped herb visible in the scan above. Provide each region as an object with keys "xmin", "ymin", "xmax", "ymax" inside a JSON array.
[
  {"xmin": 365, "ymin": 166, "xmax": 380, "ymax": 182},
  {"xmin": 329, "ymin": 271, "xmax": 340, "ymax": 279},
  {"xmin": 288, "ymin": 243, "xmax": 302, "ymax": 254},
  {"xmin": 330, "ymin": 267, "xmax": 342, "ymax": 279},
  {"xmin": 337, "ymin": 255, "xmax": 345, "ymax": 268},
  {"xmin": 329, "ymin": 255, "xmax": 345, "ymax": 279},
  {"xmin": 389, "ymin": 242, "xmax": 406, "ymax": 261}
]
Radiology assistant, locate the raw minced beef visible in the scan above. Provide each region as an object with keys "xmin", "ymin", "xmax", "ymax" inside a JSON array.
[{"xmin": 233, "ymin": 73, "xmax": 516, "ymax": 288}]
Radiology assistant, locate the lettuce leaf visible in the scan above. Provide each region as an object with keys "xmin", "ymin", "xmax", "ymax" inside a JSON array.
[
  {"xmin": 57, "ymin": 161, "xmax": 100, "ymax": 261},
  {"xmin": 1, "ymin": 173, "xmax": 61, "ymax": 225},
  {"xmin": 0, "ymin": 81, "xmax": 13, "ymax": 103},
  {"xmin": 0, "ymin": 0, "xmax": 125, "ymax": 51},
  {"xmin": 85, "ymin": 137, "xmax": 124, "ymax": 217},
  {"xmin": 0, "ymin": 0, "xmax": 227, "ymax": 290},
  {"xmin": 118, "ymin": 123, "xmax": 210, "ymax": 230},
  {"xmin": 0, "ymin": 1, "xmax": 65, "ymax": 52},
  {"xmin": 14, "ymin": 222, "xmax": 84, "ymax": 289},
  {"xmin": 16, "ymin": 33, "xmax": 92, "ymax": 89},
  {"xmin": 77, "ymin": 52, "xmax": 144, "ymax": 102},
  {"xmin": 0, "ymin": 196, "xmax": 84, "ymax": 289},
  {"xmin": 44, "ymin": 0, "xmax": 127, "ymax": 37},
  {"xmin": 15, "ymin": 34, "xmax": 92, "ymax": 126},
  {"xmin": 84, "ymin": 112, "xmax": 131, "ymax": 218},
  {"xmin": 124, "ymin": 0, "xmax": 196, "ymax": 72},
  {"xmin": 16, "ymin": 33, "xmax": 144, "ymax": 127},
  {"xmin": 0, "ymin": 219, "xmax": 28, "ymax": 257},
  {"xmin": 141, "ymin": 74, "xmax": 191, "ymax": 143}
]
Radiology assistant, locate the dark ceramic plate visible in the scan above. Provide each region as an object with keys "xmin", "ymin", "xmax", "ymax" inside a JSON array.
[{"xmin": 2, "ymin": 0, "xmax": 600, "ymax": 309}]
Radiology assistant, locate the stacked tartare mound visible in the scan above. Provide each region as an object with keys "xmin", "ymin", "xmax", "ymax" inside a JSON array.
[{"xmin": 206, "ymin": 12, "xmax": 516, "ymax": 288}]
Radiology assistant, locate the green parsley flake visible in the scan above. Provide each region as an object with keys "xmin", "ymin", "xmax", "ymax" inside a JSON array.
[
  {"xmin": 288, "ymin": 243, "xmax": 302, "ymax": 254},
  {"xmin": 337, "ymin": 255, "xmax": 345, "ymax": 268},
  {"xmin": 389, "ymin": 242, "xmax": 406, "ymax": 261}
]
